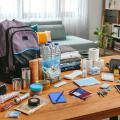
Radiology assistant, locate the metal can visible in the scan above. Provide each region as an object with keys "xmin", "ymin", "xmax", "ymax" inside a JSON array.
[
  {"xmin": 21, "ymin": 67, "xmax": 31, "ymax": 89},
  {"xmin": 12, "ymin": 78, "xmax": 22, "ymax": 91}
]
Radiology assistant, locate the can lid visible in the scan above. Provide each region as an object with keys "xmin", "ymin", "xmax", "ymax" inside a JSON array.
[{"xmin": 30, "ymin": 83, "xmax": 43, "ymax": 91}]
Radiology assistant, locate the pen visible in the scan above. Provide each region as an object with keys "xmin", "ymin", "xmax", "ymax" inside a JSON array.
[{"xmin": 56, "ymin": 91, "xmax": 64, "ymax": 103}]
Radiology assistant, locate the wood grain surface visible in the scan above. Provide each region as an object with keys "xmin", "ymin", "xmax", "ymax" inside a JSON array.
[{"xmin": 0, "ymin": 55, "xmax": 120, "ymax": 120}]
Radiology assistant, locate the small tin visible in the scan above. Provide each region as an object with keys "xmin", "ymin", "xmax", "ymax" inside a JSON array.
[
  {"xmin": 30, "ymin": 83, "xmax": 43, "ymax": 96},
  {"xmin": 12, "ymin": 78, "xmax": 22, "ymax": 91},
  {"xmin": 21, "ymin": 67, "xmax": 31, "ymax": 89}
]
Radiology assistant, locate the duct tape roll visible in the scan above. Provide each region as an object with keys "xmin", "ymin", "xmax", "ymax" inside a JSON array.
[
  {"xmin": 94, "ymin": 59, "xmax": 105, "ymax": 71},
  {"xmin": 88, "ymin": 48, "xmax": 99, "ymax": 61},
  {"xmin": 28, "ymin": 98, "xmax": 40, "ymax": 107},
  {"xmin": 82, "ymin": 58, "xmax": 93, "ymax": 70}
]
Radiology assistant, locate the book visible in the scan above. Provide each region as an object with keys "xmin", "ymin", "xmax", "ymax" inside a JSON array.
[
  {"xmin": 73, "ymin": 77, "xmax": 101, "ymax": 87},
  {"xmin": 48, "ymin": 92, "xmax": 67, "ymax": 104},
  {"xmin": 69, "ymin": 88, "xmax": 92, "ymax": 100}
]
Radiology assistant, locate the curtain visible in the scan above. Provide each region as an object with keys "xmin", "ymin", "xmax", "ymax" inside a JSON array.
[{"xmin": 0, "ymin": 0, "xmax": 88, "ymax": 38}]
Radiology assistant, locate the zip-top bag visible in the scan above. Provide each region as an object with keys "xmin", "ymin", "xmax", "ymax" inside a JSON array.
[{"xmin": 0, "ymin": 19, "xmax": 40, "ymax": 83}]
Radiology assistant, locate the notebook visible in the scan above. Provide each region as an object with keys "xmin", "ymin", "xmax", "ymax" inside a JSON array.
[
  {"xmin": 48, "ymin": 92, "xmax": 67, "ymax": 104},
  {"xmin": 73, "ymin": 77, "xmax": 101, "ymax": 87}
]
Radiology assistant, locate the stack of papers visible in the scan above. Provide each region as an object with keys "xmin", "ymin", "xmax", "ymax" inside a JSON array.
[{"xmin": 73, "ymin": 77, "xmax": 101, "ymax": 87}]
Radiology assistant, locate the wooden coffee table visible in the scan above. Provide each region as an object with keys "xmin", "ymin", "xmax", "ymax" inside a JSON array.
[{"xmin": 0, "ymin": 55, "xmax": 120, "ymax": 120}]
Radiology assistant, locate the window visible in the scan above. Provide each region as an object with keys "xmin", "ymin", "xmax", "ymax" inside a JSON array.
[
  {"xmin": 0, "ymin": 0, "xmax": 88, "ymax": 38},
  {"xmin": 0, "ymin": 0, "xmax": 18, "ymax": 19}
]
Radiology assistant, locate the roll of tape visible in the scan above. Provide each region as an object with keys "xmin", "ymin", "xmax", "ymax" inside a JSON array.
[
  {"xmin": 94, "ymin": 59, "xmax": 105, "ymax": 71},
  {"xmin": 88, "ymin": 48, "xmax": 99, "ymax": 61},
  {"xmin": 28, "ymin": 98, "xmax": 40, "ymax": 106},
  {"xmin": 82, "ymin": 58, "xmax": 93, "ymax": 70}
]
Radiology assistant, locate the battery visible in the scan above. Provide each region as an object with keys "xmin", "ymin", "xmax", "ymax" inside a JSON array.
[{"xmin": 21, "ymin": 67, "xmax": 31, "ymax": 89}]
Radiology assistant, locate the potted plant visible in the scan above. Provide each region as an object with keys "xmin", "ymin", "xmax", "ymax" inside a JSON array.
[{"xmin": 94, "ymin": 23, "xmax": 114, "ymax": 56}]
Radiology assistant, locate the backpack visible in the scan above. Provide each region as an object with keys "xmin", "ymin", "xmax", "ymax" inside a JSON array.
[{"xmin": 0, "ymin": 19, "xmax": 40, "ymax": 83}]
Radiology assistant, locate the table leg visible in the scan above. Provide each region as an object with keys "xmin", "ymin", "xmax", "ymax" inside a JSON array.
[{"xmin": 110, "ymin": 116, "xmax": 118, "ymax": 120}]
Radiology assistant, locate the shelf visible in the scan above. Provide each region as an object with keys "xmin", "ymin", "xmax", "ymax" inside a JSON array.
[
  {"xmin": 112, "ymin": 36, "xmax": 120, "ymax": 40},
  {"xmin": 106, "ymin": 8, "xmax": 120, "ymax": 11}
]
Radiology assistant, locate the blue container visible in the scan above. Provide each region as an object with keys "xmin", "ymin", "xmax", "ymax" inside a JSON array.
[{"xmin": 30, "ymin": 83, "xmax": 43, "ymax": 96}]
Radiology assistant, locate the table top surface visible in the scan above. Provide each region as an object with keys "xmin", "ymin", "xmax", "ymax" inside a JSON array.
[{"xmin": 0, "ymin": 55, "xmax": 120, "ymax": 120}]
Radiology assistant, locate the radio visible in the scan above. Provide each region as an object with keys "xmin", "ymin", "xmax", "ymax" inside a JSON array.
[
  {"xmin": 0, "ymin": 83, "xmax": 7, "ymax": 95},
  {"xmin": 106, "ymin": 58, "xmax": 120, "ymax": 73}
]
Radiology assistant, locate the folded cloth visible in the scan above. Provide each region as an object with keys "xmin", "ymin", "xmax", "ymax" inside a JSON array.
[
  {"xmin": 60, "ymin": 61, "xmax": 80, "ymax": 68},
  {"xmin": 60, "ymin": 45, "xmax": 77, "ymax": 53},
  {"xmin": 61, "ymin": 52, "xmax": 81, "ymax": 60},
  {"xmin": 60, "ymin": 61, "xmax": 80, "ymax": 72},
  {"xmin": 61, "ymin": 65, "xmax": 80, "ymax": 72},
  {"xmin": 61, "ymin": 58, "xmax": 81, "ymax": 64}
]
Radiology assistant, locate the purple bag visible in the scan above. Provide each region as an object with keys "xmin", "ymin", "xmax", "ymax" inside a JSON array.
[{"xmin": 0, "ymin": 19, "xmax": 39, "ymax": 83}]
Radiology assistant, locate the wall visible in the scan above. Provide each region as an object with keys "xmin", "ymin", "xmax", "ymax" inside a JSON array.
[{"xmin": 88, "ymin": 0, "xmax": 103, "ymax": 41}]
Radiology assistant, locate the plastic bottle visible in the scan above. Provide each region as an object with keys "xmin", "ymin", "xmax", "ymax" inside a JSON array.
[
  {"xmin": 54, "ymin": 43, "xmax": 61, "ymax": 67},
  {"xmin": 42, "ymin": 43, "xmax": 51, "ymax": 69},
  {"xmin": 114, "ymin": 65, "xmax": 120, "ymax": 81},
  {"xmin": 54, "ymin": 43, "xmax": 61, "ymax": 81},
  {"xmin": 47, "ymin": 41, "xmax": 55, "ymax": 60}
]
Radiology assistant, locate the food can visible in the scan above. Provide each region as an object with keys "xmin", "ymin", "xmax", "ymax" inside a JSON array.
[
  {"xmin": 21, "ymin": 67, "xmax": 31, "ymax": 89},
  {"xmin": 12, "ymin": 78, "xmax": 22, "ymax": 91}
]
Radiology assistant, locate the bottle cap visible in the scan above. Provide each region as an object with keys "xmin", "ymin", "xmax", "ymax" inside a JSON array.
[
  {"xmin": 30, "ymin": 83, "xmax": 43, "ymax": 91},
  {"xmin": 45, "ymin": 43, "xmax": 49, "ymax": 46},
  {"xmin": 47, "ymin": 41, "xmax": 52, "ymax": 43},
  {"xmin": 54, "ymin": 43, "xmax": 59, "ymax": 45}
]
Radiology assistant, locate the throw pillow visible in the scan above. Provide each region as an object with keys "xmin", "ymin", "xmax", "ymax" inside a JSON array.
[{"xmin": 38, "ymin": 24, "xmax": 66, "ymax": 40}]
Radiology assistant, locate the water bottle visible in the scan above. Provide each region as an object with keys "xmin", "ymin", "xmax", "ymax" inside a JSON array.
[
  {"xmin": 53, "ymin": 43, "xmax": 61, "ymax": 81},
  {"xmin": 54, "ymin": 43, "xmax": 61, "ymax": 67},
  {"xmin": 42, "ymin": 42, "xmax": 61, "ymax": 83},
  {"xmin": 42, "ymin": 43, "xmax": 51, "ymax": 69}
]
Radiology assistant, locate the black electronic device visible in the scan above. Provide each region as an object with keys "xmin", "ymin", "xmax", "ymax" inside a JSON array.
[
  {"xmin": 114, "ymin": 85, "xmax": 120, "ymax": 93},
  {"xmin": 0, "ymin": 83, "xmax": 7, "ymax": 95},
  {"xmin": 106, "ymin": 58, "xmax": 120, "ymax": 72}
]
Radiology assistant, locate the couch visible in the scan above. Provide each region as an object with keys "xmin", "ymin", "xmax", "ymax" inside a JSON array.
[{"xmin": 25, "ymin": 20, "xmax": 97, "ymax": 56}]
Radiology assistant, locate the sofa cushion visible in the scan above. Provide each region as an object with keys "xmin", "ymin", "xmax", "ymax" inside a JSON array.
[
  {"xmin": 38, "ymin": 24, "xmax": 66, "ymax": 40},
  {"xmin": 54, "ymin": 35, "xmax": 98, "ymax": 54}
]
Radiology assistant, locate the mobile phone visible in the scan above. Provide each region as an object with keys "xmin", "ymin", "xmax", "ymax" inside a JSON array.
[{"xmin": 114, "ymin": 85, "xmax": 120, "ymax": 93}]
